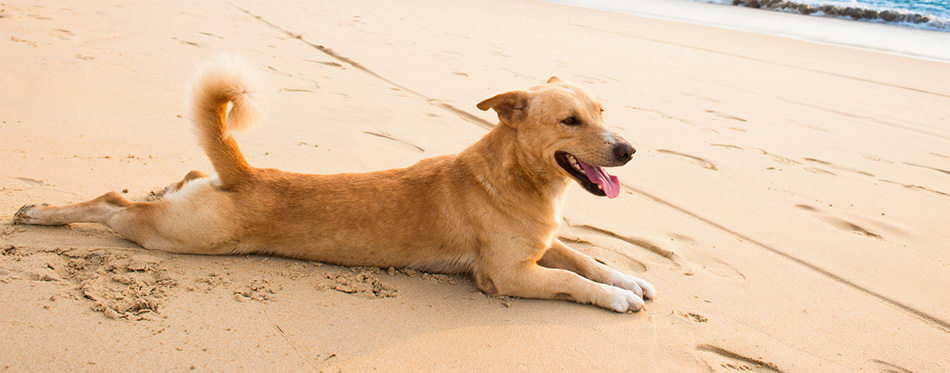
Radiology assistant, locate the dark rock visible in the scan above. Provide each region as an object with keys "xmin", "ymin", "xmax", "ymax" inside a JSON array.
[
  {"xmin": 842, "ymin": 7, "xmax": 861, "ymax": 19},
  {"xmin": 908, "ymin": 14, "xmax": 930, "ymax": 24},
  {"xmin": 880, "ymin": 10, "xmax": 899, "ymax": 22}
]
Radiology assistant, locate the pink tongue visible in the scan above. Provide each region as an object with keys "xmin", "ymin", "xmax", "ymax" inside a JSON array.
[{"xmin": 577, "ymin": 160, "xmax": 621, "ymax": 198}]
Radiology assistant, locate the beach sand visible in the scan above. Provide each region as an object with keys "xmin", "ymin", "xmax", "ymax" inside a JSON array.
[{"xmin": 2, "ymin": 0, "xmax": 949, "ymax": 370}]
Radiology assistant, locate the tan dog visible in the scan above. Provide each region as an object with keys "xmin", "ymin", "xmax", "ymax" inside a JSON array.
[{"xmin": 13, "ymin": 57, "xmax": 655, "ymax": 312}]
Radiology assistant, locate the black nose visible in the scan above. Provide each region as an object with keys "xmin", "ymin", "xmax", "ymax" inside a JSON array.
[{"xmin": 613, "ymin": 143, "xmax": 635, "ymax": 163}]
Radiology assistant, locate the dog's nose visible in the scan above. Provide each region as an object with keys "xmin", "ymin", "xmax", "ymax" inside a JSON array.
[{"xmin": 613, "ymin": 143, "xmax": 636, "ymax": 163}]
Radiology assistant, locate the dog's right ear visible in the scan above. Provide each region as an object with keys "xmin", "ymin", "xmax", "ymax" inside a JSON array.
[{"xmin": 477, "ymin": 90, "xmax": 528, "ymax": 125}]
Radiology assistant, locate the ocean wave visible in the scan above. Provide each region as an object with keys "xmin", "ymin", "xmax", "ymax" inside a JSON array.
[{"xmin": 727, "ymin": 0, "xmax": 950, "ymax": 31}]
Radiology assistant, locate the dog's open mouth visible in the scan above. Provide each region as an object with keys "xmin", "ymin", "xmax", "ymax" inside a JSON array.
[{"xmin": 555, "ymin": 151, "xmax": 621, "ymax": 198}]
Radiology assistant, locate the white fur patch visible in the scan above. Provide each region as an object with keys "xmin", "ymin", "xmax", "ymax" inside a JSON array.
[
  {"xmin": 602, "ymin": 129, "xmax": 620, "ymax": 145},
  {"xmin": 163, "ymin": 176, "xmax": 220, "ymax": 202},
  {"xmin": 557, "ymin": 86, "xmax": 576, "ymax": 95},
  {"xmin": 550, "ymin": 181, "xmax": 568, "ymax": 223},
  {"xmin": 609, "ymin": 270, "xmax": 656, "ymax": 300},
  {"xmin": 607, "ymin": 287, "xmax": 645, "ymax": 312}
]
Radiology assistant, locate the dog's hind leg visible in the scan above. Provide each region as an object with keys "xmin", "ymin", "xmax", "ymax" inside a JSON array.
[
  {"xmin": 13, "ymin": 191, "xmax": 133, "ymax": 227},
  {"xmin": 539, "ymin": 239, "xmax": 655, "ymax": 300},
  {"xmin": 12, "ymin": 192, "xmax": 176, "ymax": 248},
  {"xmin": 12, "ymin": 168, "xmax": 208, "ymax": 227},
  {"xmin": 13, "ymin": 185, "xmax": 238, "ymax": 255}
]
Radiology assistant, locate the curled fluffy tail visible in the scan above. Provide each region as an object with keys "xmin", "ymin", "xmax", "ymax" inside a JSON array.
[{"xmin": 188, "ymin": 56, "xmax": 268, "ymax": 188}]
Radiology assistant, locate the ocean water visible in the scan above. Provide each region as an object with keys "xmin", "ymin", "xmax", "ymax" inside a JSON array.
[
  {"xmin": 547, "ymin": 0, "xmax": 950, "ymax": 61},
  {"xmin": 709, "ymin": 0, "xmax": 950, "ymax": 31}
]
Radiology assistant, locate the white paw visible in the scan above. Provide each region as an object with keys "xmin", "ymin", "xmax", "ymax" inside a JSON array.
[
  {"xmin": 610, "ymin": 271, "xmax": 656, "ymax": 300},
  {"xmin": 606, "ymin": 287, "xmax": 645, "ymax": 312}
]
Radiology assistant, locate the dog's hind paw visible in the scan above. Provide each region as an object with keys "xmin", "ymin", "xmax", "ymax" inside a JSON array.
[{"xmin": 12, "ymin": 204, "xmax": 42, "ymax": 225}]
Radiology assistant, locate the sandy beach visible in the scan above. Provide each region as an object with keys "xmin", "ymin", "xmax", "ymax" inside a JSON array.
[{"xmin": 2, "ymin": 0, "xmax": 949, "ymax": 371}]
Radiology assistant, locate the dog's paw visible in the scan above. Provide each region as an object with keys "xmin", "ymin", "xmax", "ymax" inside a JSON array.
[
  {"xmin": 605, "ymin": 287, "xmax": 645, "ymax": 313},
  {"xmin": 610, "ymin": 271, "xmax": 656, "ymax": 300},
  {"xmin": 12, "ymin": 204, "xmax": 44, "ymax": 225}
]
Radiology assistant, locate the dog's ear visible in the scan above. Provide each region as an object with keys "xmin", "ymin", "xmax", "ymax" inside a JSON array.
[
  {"xmin": 546, "ymin": 76, "xmax": 563, "ymax": 84},
  {"xmin": 477, "ymin": 90, "xmax": 528, "ymax": 124}
]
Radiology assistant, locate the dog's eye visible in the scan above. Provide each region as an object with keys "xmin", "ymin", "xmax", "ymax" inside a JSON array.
[{"xmin": 561, "ymin": 116, "xmax": 580, "ymax": 126}]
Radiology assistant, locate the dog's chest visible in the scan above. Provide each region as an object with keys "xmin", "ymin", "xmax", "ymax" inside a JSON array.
[{"xmin": 549, "ymin": 181, "xmax": 569, "ymax": 223}]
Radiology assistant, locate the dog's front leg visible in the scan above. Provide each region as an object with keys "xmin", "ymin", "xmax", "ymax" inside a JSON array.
[
  {"xmin": 485, "ymin": 262, "xmax": 646, "ymax": 312},
  {"xmin": 539, "ymin": 239, "xmax": 656, "ymax": 300}
]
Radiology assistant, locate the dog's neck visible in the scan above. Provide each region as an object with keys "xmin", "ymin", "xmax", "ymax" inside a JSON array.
[{"xmin": 459, "ymin": 124, "xmax": 571, "ymax": 213}]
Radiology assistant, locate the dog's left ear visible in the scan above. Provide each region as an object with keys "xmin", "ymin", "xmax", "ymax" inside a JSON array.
[
  {"xmin": 477, "ymin": 90, "xmax": 528, "ymax": 125},
  {"xmin": 546, "ymin": 76, "xmax": 563, "ymax": 84}
]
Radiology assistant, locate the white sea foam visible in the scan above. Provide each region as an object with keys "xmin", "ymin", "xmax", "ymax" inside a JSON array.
[
  {"xmin": 717, "ymin": 0, "xmax": 950, "ymax": 32},
  {"xmin": 546, "ymin": 0, "xmax": 950, "ymax": 62}
]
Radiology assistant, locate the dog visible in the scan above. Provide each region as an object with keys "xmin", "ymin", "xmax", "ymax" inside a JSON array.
[{"xmin": 13, "ymin": 57, "xmax": 655, "ymax": 312}]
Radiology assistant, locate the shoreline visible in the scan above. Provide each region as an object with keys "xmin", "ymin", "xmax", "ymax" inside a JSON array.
[
  {"xmin": 727, "ymin": 0, "xmax": 949, "ymax": 31},
  {"xmin": 547, "ymin": 0, "xmax": 950, "ymax": 62}
]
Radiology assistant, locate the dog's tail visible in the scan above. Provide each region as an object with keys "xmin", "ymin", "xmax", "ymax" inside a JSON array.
[{"xmin": 188, "ymin": 56, "xmax": 268, "ymax": 188}]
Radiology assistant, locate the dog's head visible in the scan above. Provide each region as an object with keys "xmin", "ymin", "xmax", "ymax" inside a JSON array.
[{"xmin": 477, "ymin": 77, "xmax": 634, "ymax": 198}]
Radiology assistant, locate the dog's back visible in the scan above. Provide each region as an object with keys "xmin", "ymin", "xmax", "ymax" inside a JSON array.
[{"xmin": 235, "ymin": 159, "xmax": 481, "ymax": 273}]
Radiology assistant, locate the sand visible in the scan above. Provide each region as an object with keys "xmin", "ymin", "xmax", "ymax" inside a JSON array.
[{"xmin": 2, "ymin": 0, "xmax": 949, "ymax": 371}]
